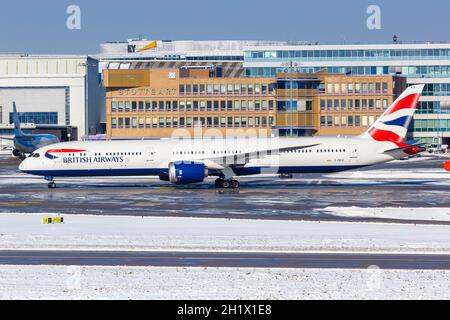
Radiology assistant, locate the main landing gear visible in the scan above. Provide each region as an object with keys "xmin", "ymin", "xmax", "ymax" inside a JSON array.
[{"xmin": 215, "ymin": 178, "xmax": 240, "ymax": 189}]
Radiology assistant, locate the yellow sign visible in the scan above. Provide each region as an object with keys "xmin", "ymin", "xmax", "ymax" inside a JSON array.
[{"xmin": 137, "ymin": 41, "xmax": 158, "ymax": 52}]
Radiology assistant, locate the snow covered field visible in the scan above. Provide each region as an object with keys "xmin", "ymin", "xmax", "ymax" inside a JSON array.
[
  {"xmin": 1, "ymin": 213, "xmax": 450, "ymax": 253},
  {"xmin": 321, "ymin": 207, "xmax": 450, "ymax": 222},
  {"xmin": 0, "ymin": 265, "xmax": 448, "ymax": 300}
]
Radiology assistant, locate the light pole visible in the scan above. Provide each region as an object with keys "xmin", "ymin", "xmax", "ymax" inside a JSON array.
[{"xmin": 281, "ymin": 61, "xmax": 301, "ymax": 136}]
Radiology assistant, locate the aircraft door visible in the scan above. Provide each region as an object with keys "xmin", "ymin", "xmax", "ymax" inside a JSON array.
[
  {"xmin": 349, "ymin": 144, "xmax": 359, "ymax": 160},
  {"xmin": 146, "ymin": 147, "xmax": 155, "ymax": 163}
]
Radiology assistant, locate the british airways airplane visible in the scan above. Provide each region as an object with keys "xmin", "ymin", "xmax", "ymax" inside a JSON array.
[
  {"xmin": 0, "ymin": 102, "xmax": 60, "ymax": 159},
  {"xmin": 19, "ymin": 85, "xmax": 425, "ymax": 189}
]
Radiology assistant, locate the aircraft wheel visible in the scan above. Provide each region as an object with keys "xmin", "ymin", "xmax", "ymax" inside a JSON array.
[
  {"xmin": 230, "ymin": 180, "xmax": 240, "ymax": 189},
  {"xmin": 12, "ymin": 149, "xmax": 21, "ymax": 157},
  {"xmin": 221, "ymin": 180, "xmax": 230, "ymax": 189},
  {"xmin": 48, "ymin": 182, "xmax": 56, "ymax": 189}
]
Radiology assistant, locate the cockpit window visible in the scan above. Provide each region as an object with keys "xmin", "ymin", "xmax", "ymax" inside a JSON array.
[{"xmin": 33, "ymin": 153, "xmax": 40, "ymax": 158}]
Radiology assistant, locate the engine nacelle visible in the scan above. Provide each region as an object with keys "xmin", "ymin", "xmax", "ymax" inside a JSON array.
[{"xmin": 168, "ymin": 161, "xmax": 209, "ymax": 185}]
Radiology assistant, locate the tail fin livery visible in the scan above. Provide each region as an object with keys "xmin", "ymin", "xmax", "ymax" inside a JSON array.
[
  {"xmin": 12, "ymin": 102, "xmax": 24, "ymax": 136},
  {"xmin": 361, "ymin": 84, "xmax": 425, "ymax": 144}
]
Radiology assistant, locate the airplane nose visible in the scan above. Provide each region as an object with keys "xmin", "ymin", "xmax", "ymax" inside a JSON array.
[{"xmin": 19, "ymin": 159, "xmax": 28, "ymax": 172}]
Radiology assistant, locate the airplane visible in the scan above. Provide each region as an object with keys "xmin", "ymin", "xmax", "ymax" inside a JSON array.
[
  {"xmin": 0, "ymin": 102, "xmax": 60, "ymax": 159},
  {"xmin": 19, "ymin": 85, "xmax": 425, "ymax": 189}
]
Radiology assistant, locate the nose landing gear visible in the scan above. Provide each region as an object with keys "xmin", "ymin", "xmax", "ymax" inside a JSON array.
[{"xmin": 45, "ymin": 176, "xmax": 56, "ymax": 189}]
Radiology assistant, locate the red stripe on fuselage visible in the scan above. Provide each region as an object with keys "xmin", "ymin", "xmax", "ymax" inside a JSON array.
[{"xmin": 46, "ymin": 149, "xmax": 87, "ymax": 154}]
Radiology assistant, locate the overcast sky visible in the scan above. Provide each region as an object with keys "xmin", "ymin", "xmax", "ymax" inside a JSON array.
[{"xmin": 0, "ymin": 0, "xmax": 449, "ymax": 54}]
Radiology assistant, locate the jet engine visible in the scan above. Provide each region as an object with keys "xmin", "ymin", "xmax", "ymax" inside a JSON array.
[{"xmin": 168, "ymin": 161, "xmax": 209, "ymax": 184}]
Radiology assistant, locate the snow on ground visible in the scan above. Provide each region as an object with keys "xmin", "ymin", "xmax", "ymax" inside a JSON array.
[
  {"xmin": 0, "ymin": 265, "xmax": 449, "ymax": 300},
  {"xmin": 321, "ymin": 207, "xmax": 450, "ymax": 222},
  {"xmin": 326, "ymin": 168, "xmax": 449, "ymax": 180},
  {"xmin": 1, "ymin": 213, "xmax": 450, "ymax": 253}
]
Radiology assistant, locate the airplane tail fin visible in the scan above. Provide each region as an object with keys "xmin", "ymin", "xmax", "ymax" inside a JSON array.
[
  {"xmin": 12, "ymin": 102, "xmax": 24, "ymax": 136},
  {"xmin": 360, "ymin": 84, "xmax": 425, "ymax": 144}
]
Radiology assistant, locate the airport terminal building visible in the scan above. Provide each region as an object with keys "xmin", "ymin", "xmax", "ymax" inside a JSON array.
[
  {"xmin": 103, "ymin": 66, "xmax": 404, "ymax": 139},
  {"xmin": 243, "ymin": 43, "xmax": 450, "ymax": 146},
  {"xmin": 0, "ymin": 55, "xmax": 105, "ymax": 144}
]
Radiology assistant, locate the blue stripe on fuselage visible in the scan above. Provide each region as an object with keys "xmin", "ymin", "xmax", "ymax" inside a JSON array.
[{"xmin": 22, "ymin": 165, "xmax": 366, "ymax": 178}]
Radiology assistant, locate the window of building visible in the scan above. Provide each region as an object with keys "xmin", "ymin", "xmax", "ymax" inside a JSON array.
[
  {"xmin": 214, "ymin": 117, "xmax": 219, "ymax": 128},
  {"xmin": 355, "ymin": 99, "xmax": 360, "ymax": 110},
  {"xmin": 187, "ymin": 101, "xmax": 192, "ymax": 112},
  {"xmin": 214, "ymin": 100, "xmax": 219, "ymax": 112},
  {"xmin": 348, "ymin": 83, "xmax": 354, "ymax": 94},
  {"xmin": 383, "ymin": 83, "xmax": 388, "ymax": 93},
  {"xmin": 241, "ymin": 116, "xmax": 247, "ymax": 127},
  {"xmin": 348, "ymin": 100, "xmax": 353, "ymax": 110},
  {"xmin": 179, "ymin": 85, "xmax": 185, "ymax": 95},
  {"xmin": 125, "ymin": 117, "xmax": 131, "ymax": 128},
  {"xmin": 173, "ymin": 117, "xmax": 178, "ymax": 128},
  {"xmin": 348, "ymin": 116, "xmax": 354, "ymax": 127},
  {"xmin": 145, "ymin": 101, "xmax": 151, "ymax": 112},
  {"xmin": 159, "ymin": 117, "xmax": 165, "ymax": 128},
  {"xmin": 262, "ymin": 117, "xmax": 267, "ymax": 127},
  {"xmin": 207, "ymin": 84, "xmax": 212, "ymax": 95},
  {"xmin": 241, "ymin": 100, "xmax": 247, "ymax": 111},
  {"xmin": 227, "ymin": 84, "xmax": 233, "ymax": 94},
  {"xmin": 221, "ymin": 84, "xmax": 226, "ymax": 94},
  {"xmin": 159, "ymin": 101, "xmax": 164, "ymax": 112},
  {"xmin": 262, "ymin": 100, "xmax": 267, "ymax": 111},
  {"xmin": 118, "ymin": 118, "xmax": 123, "ymax": 128},
  {"xmin": 132, "ymin": 117, "xmax": 137, "ymax": 128},
  {"xmin": 125, "ymin": 102, "xmax": 131, "ymax": 112},
  {"xmin": 221, "ymin": 117, "xmax": 226, "ymax": 128},
  {"xmin": 166, "ymin": 117, "xmax": 172, "ymax": 128},
  {"xmin": 139, "ymin": 101, "xmax": 144, "ymax": 112},
  {"xmin": 320, "ymin": 100, "xmax": 326, "ymax": 110},
  {"xmin": 152, "ymin": 101, "xmax": 157, "ymax": 112},
  {"xmin": 362, "ymin": 99, "xmax": 367, "ymax": 109},
  {"xmin": 255, "ymin": 84, "xmax": 261, "ymax": 94},
  {"xmin": 214, "ymin": 84, "xmax": 219, "ymax": 95},
  {"xmin": 193, "ymin": 84, "xmax": 198, "ymax": 95},
  {"xmin": 255, "ymin": 100, "xmax": 261, "ymax": 111},
  {"xmin": 369, "ymin": 99, "xmax": 374, "ymax": 110},
  {"xmin": 234, "ymin": 84, "xmax": 240, "ymax": 95},
  {"xmin": 248, "ymin": 116, "xmax": 254, "ymax": 127},
  {"xmin": 341, "ymin": 100, "xmax": 347, "ymax": 110},
  {"xmin": 255, "ymin": 117, "xmax": 260, "ymax": 127},
  {"xmin": 241, "ymin": 84, "xmax": 247, "ymax": 95},
  {"xmin": 334, "ymin": 99, "xmax": 340, "ymax": 110},
  {"xmin": 355, "ymin": 115, "xmax": 361, "ymax": 126},
  {"xmin": 227, "ymin": 101, "xmax": 233, "ymax": 111},
  {"xmin": 200, "ymin": 84, "xmax": 205, "ymax": 95},
  {"xmin": 248, "ymin": 84, "xmax": 254, "ymax": 94},
  {"xmin": 327, "ymin": 100, "xmax": 332, "ymax": 110},
  {"xmin": 362, "ymin": 116, "xmax": 368, "ymax": 126},
  {"xmin": 234, "ymin": 100, "xmax": 240, "ymax": 111},
  {"xmin": 228, "ymin": 117, "xmax": 233, "ymax": 127},
  {"xmin": 146, "ymin": 118, "xmax": 151, "ymax": 128},
  {"xmin": 111, "ymin": 118, "xmax": 117, "ymax": 129},
  {"xmin": 180, "ymin": 117, "xmax": 185, "ymax": 128},
  {"xmin": 200, "ymin": 101, "xmax": 206, "ymax": 112},
  {"xmin": 186, "ymin": 85, "xmax": 192, "ymax": 95},
  {"xmin": 187, "ymin": 117, "xmax": 192, "ymax": 128},
  {"xmin": 111, "ymin": 101, "xmax": 117, "ymax": 113}
]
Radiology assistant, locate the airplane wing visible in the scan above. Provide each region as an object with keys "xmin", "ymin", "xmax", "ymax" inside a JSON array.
[
  {"xmin": 198, "ymin": 143, "xmax": 321, "ymax": 169},
  {"xmin": 383, "ymin": 144, "xmax": 426, "ymax": 158}
]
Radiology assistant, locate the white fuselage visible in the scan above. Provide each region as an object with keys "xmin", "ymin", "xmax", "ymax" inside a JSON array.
[{"xmin": 19, "ymin": 136, "xmax": 398, "ymax": 179}]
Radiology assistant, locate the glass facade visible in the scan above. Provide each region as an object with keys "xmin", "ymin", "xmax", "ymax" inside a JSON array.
[{"xmin": 9, "ymin": 112, "xmax": 58, "ymax": 125}]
